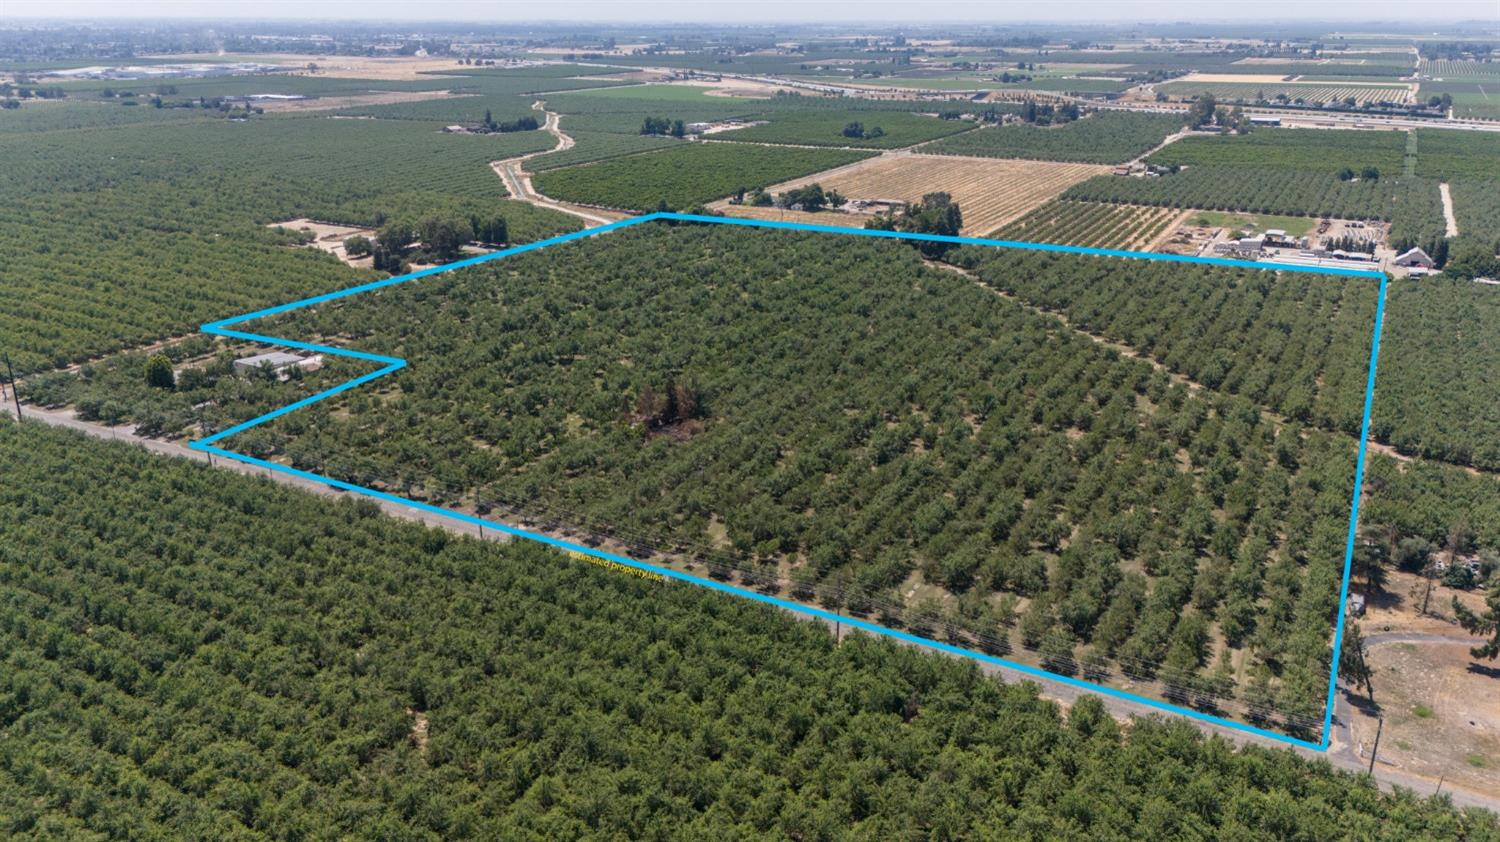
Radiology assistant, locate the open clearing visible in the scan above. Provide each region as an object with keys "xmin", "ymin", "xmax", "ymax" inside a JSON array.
[
  {"xmin": 268, "ymin": 218, "xmax": 374, "ymax": 268},
  {"xmin": 255, "ymin": 89, "xmax": 473, "ymax": 113},
  {"xmin": 745, "ymin": 153, "xmax": 1109, "ymax": 235},
  {"xmin": 142, "ymin": 52, "xmax": 471, "ymax": 80},
  {"xmin": 1349, "ymin": 639, "xmax": 1500, "ymax": 797},
  {"xmin": 718, "ymin": 205, "xmax": 867, "ymax": 229}
]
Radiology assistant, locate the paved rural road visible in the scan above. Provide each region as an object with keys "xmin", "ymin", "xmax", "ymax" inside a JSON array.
[
  {"xmin": 1325, "ymin": 631, "xmax": 1500, "ymax": 811},
  {"xmin": 7, "ymin": 395, "xmax": 1499, "ymax": 811}
]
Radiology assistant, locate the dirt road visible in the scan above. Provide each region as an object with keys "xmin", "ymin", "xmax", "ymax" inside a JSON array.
[
  {"xmin": 490, "ymin": 102, "xmax": 625, "ymax": 228},
  {"xmin": 1440, "ymin": 183, "xmax": 1459, "ymax": 238}
]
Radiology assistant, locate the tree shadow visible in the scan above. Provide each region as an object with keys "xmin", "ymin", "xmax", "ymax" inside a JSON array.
[
  {"xmin": 1466, "ymin": 662, "xmax": 1500, "ymax": 679},
  {"xmin": 1367, "ymin": 588, "xmax": 1404, "ymax": 612},
  {"xmin": 1344, "ymin": 688, "xmax": 1383, "ymax": 717}
]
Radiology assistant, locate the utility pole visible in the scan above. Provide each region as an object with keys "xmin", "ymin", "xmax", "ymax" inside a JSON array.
[
  {"xmin": 1367, "ymin": 716, "xmax": 1384, "ymax": 776},
  {"xmin": 199, "ymin": 418, "xmax": 214, "ymax": 467},
  {"xmin": 1435, "ymin": 772, "xmax": 1446, "ymax": 797},
  {"xmin": 4, "ymin": 354, "xmax": 21, "ymax": 421}
]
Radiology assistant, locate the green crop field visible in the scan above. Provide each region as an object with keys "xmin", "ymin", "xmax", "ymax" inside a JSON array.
[
  {"xmin": 52, "ymin": 73, "xmax": 456, "ymax": 99},
  {"xmin": 951, "ymin": 237, "xmax": 1500, "ymax": 475},
  {"xmin": 1419, "ymin": 81, "xmax": 1500, "ymax": 119},
  {"xmin": 923, "ymin": 112, "xmax": 1185, "ymax": 164},
  {"xmin": 1149, "ymin": 127, "xmax": 1408, "ymax": 174},
  {"xmin": 542, "ymin": 85, "xmax": 971, "ymax": 136},
  {"xmin": 1185, "ymin": 210, "xmax": 1317, "ymax": 238},
  {"xmin": 12, "ymin": 25, "xmax": 1500, "ymax": 838},
  {"xmin": 716, "ymin": 110, "xmax": 975, "ymax": 148},
  {"xmin": 1, "ymin": 422, "xmax": 1490, "ymax": 838},
  {"xmin": 531, "ymin": 142, "xmax": 873, "ymax": 210}
]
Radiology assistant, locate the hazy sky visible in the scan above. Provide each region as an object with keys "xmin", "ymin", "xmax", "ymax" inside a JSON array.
[{"xmin": 13, "ymin": 0, "xmax": 1500, "ymax": 23}]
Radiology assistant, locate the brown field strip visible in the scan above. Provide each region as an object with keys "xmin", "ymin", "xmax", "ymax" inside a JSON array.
[{"xmin": 741, "ymin": 153, "xmax": 1109, "ymax": 236}]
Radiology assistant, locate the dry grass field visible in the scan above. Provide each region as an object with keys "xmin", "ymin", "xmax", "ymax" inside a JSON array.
[
  {"xmin": 718, "ymin": 205, "xmax": 868, "ymax": 229},
  {"xmin": 746, "ymin": 153, "xmax": 1109, "ymax": 235}
]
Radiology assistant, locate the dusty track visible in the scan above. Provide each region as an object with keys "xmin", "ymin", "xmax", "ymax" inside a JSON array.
[{"xmin": 490, "ymin": 101, "xmax": 627, "ymax": 228}]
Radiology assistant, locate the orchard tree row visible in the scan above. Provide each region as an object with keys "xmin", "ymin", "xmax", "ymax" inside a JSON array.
[
  {"xmin": 229, "ymin": 224, "xmax": 1365, "ymax": 725},
  {"xmin": 2, "ymin": 421, "xmax": 1491, "ymax": 838}
]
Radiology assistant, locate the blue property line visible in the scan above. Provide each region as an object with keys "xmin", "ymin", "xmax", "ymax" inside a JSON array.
[
  {"xmin": 1323, "ymin": 272, "xmax": 1389, "ymax": 747},
  {"xmin": 188, "ymin": 212, "xmax": 1386, "ymax": 752}
]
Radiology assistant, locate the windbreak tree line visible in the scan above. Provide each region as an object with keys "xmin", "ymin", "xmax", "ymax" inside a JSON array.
[
  {"xmin": 224, "ymin": 225, "xmax": 1371, "ymax": 727},
  {"xmin": 2, "ymin": 420, "xmax": 1495, "ymax": 840}
]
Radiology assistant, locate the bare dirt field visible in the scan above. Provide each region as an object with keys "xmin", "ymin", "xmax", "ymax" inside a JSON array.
[
  {"xmin": 675, "ymin": 77, "xmax": 805, "ymax": 98},
  {"xmin": 144, "ymin": 53, "xmax": 470, "ymax": 80},
  {"xmin": 256, "ymin": 90, "xmax": 474, "ymax": 113},
  {"xmin": 719, "ymin": 205, "xmax": 868, "ymax": 229},
  {"xmin": 745, "ymin": 153, "xmax": 1108, "ymax": 235},
  {"xmin": 1340, "ymin": 568, "xmax": 1500, "ymax": 797},
  {"xmin": 269, "ymin": 218, "xmax": 375, "ymax": 268},
  {"xmin": 1175, "ymin": 72, "xmax": 1312, "ymax": 84},
  {"xmin": 1348, "ymin": 640, "xmax": 1500, "ymax": 796}
]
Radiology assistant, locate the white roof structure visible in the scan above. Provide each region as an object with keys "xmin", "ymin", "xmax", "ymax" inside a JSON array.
[
  {"xmin": 233, "ymin": 351, "xmax": 307, "ymax": 371},
  {"xmin": 1394, "ymin": 247, "xmax": 1435, "ymax": 267}
]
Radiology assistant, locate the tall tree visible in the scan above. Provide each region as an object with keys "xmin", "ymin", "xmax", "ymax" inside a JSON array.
[
  {"xmin": 1453, "ymin": 580, "xmax": 1500, "ymax": 661},
  {"xmin": 1353, "ymin": 523, "xmax": 1391, "ymax": 599},
  {"xmin": 1340, "ymin": 622, "xmax": 1375, "ymax": 704},
  {"xmin": 144, "ymin": 353, "xmax": 174, "ymax": 390}
]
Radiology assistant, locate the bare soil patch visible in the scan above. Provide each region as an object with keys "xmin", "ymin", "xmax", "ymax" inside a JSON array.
[
  {"xmin": 743, "ymin": 153, "xmax": 1107, "ymax": 236},
  {"xmin": 144, "ymin": 52, "xmax": 469, "ymax": 81},
  {"xmin": 255, "ymin": 90, "xmax": 473, "ymax": 113},
  {"xmin": 1348, "ymin": 641, "xmax": 1500, "ymax": 796},
  {"xmin": 674, "ymin": 77, "xmax": 805, "ymax": 98},
  {"xmin": 269, "ymin": 218, "xmax": 375, "ymax": 268},
  {"xmin": 1173, "ymin": 72, "xmax": 1300, "ymax": 84},
  {"xmin": 720, "ymin": 205, "xmax": 867, "ymax": 229}
]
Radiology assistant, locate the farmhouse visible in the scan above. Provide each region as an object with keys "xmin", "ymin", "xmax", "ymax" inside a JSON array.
[
  {"xmin": 234, "ymin": 351, "xmax": 322, "ymax": 377},
  {"xmin": 1393, "ymin": 247, "xmax": 1435, "ymax": 269}
]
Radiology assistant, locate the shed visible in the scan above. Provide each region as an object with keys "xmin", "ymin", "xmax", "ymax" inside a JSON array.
[
  {"xmin": 1348, "ymin": 593, "xmax": 1366, "ymax": 617},
  {"xmin": 234, "ymin": 351, "xmax": 319, "ymax": 376},
  {"xmin": 1394, "ymin": 247, "xmax": 1435, "ymax": 269}
]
